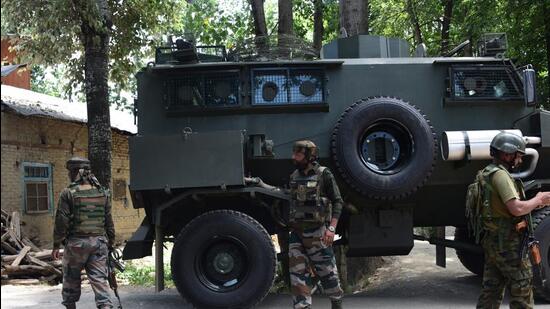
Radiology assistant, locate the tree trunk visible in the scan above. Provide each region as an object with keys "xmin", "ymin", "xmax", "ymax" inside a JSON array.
[
  {"xmin": 250, "ymin": 0, "xmax": 267, "ymax": 37},
  {"xmin": 313, "ymin": 0, "xmax": 324, "ymax": 54},
  {"xmin": 440, "ymin": 0, "xmax": 454, "ymax": 55},
  {"xmin": 278, "ymin": 0, "xmax": 293, "ymax": 36},
  {"xmin": 339, "ymin": 0, "xmax": 369, "ymax": 37},
  {"xmin": 278, "ymin": 0, "xmax": 293, "ymax": 57},
  {"xmin": 406, "ymin": 0, "xmax": 423, "ymax": 46},
  {"xmin": 78, "ymin": 0, "xmax": 113, "ymax": 189}
]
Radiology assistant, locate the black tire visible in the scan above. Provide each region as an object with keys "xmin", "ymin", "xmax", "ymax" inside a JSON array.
[
  {"xmin": 171, "ymin": 210, "xmax": 276, "ymax": 309},
  {"xmin": 331, "ymin": 96, "xmax": 436, "ymax": 199},
  {"xmin": 454, "ymin": 227, "xmax": 485, "ymax": 276},
  {"xmin": 532, "ymin": 208, "xmax": 550, "ymax": 302}
]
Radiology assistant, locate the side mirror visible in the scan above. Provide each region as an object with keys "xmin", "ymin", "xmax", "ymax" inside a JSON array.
[{"xmin": 522, "ymin": 67, "xmax": 536, "ymax": 106}]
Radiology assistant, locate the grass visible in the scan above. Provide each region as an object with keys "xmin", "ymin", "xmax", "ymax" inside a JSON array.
[{"xmin": 118, "ymin": 261, "xmax": 174, "ymax": 288}]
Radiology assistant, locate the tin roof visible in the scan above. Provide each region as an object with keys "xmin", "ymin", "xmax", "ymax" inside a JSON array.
[
  {"xmin": 1, "ymin": 64, "xmax": 27, "ymax": 77},
  {"xmin": 1, "ymin": 85, "xmax": 137, "ymax": 134}
]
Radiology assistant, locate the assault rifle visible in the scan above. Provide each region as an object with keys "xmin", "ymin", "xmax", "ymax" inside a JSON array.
[
  {"xmin": 108, "ymin": 248, "xmax": 125, "ymax": 309},
  {"xmin": 516, "ymin": 215, "xmax": 546, "ymax": 289}
]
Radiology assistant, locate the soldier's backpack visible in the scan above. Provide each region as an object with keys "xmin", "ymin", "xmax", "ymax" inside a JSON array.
[{"xmin": 465, "ymin": 165, "xmax": 501, "ymax": 244}]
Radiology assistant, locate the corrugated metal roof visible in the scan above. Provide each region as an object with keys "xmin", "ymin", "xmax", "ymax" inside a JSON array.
[
  {"xmin": 1, "ymin": 85, "xmax": 137, "ymax": 134},
  {"xmin": 1, "ymin": 64, "xmax": 27, "ymax": 77}
]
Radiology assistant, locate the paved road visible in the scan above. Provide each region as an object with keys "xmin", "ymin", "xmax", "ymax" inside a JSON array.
[{"xmin": 2, "ymin": 240, "xmax": 548, "ymax": 308}]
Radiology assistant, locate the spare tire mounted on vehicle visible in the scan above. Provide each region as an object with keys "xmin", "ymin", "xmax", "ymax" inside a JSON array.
[{"xmin": 331, "ymin": 96, "xmax": 437, "ymax": 199}]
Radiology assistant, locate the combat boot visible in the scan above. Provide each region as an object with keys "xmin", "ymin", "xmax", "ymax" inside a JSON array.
[
  {"xmin": 331, "ymin": 298, "xmax": 342, "ymax": 309},
  {"xmin": 64, "ymin": 304, "xmax": 76, "ymax": 309}
]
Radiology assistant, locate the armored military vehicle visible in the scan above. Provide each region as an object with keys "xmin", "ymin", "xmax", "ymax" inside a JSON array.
[{"xmin": 123, "ymin": 33, "xmax": 550, "ymax": 308}]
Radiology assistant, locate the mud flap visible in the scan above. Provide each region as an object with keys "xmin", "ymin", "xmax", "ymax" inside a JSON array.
[{"xmin": 122, "ymin": 218, "xmax": 154, "ymax": 260}]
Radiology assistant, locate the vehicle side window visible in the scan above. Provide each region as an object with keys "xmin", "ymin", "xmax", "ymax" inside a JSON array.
[
  {"xmin": 449, "ymin": 65, "xmax": 522, "ymax": 100},
  {"xmin": 166, "ymin": 71, "xmax": 240, "ymax": 109},
  {"xmin": 252, "ymin": 68, "xmax": 325, "ymax": 105}
]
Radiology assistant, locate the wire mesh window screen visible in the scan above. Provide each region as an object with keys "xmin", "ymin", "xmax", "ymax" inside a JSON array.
[
  {"xmin": 252, "ymin": 69, "xmax": 289, "ymax": 105},
  {"xmin": 167, "ymin": 72, "xmax": 240, "ymax": 109},
  {"xmin": 167, "ymin": 76, "xmax": 205, "ymax": 108},
  {"xmin": 289, "ymin": 69, "xmax": 324, "ymax": 104},
  {"xmin": 252, "ymin": 68, "xmax": 325, "ymax": 105},
  {"xmin": 451, "ymin": 66, "xmax": 522, "ymax": 100},
  {"xmin": 204, "ymin": 73, "xmax": 240, "ymax": 106}
]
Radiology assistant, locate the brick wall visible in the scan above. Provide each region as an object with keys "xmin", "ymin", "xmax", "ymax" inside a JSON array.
[{"xmin": 0, "ymin": 111, "xmax": 142, "ymax": 247}]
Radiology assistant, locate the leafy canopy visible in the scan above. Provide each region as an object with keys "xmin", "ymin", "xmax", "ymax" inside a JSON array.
[{"xmin": 1, "ymin": 0, "xmax": 184, "ymax": 108}]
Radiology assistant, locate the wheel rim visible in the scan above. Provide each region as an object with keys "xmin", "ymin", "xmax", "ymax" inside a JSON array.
[
  {"xmin": 359, "ymin": 119, "xmax": 414, "ymax": 175},
  {"xmin": 195, "ymin": 236, "xmax": 250, "ymax": 292}
]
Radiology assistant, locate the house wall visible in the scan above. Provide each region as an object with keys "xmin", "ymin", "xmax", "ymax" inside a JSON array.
[
  {"xmin": 1, "ymin": 38, "xmax": 31, "ymax": 89},
  {"xmin": 0, "ymin": 111, "xmax": 142, "ymax": 247}
]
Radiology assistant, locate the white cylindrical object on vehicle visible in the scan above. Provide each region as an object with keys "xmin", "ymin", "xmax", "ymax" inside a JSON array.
[
  {"xmin": 524, "ymin": 136, "xmax": 542, "ymax": 145},
  {"xmin": 441, "ymin": 129, "xmax": 523, "ymax": 161}
]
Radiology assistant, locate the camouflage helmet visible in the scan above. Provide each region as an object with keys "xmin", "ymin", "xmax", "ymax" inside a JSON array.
[
  {"xmin": 490, "ymin": 132, "xmax": 526, "ymax": 156},
  {"xmin": 66, "ymin": 157, "xmax": 91, "ymax": 171},
  {"xmin": 293, "ymin": 140, "xmax": 318, "ymax": 161}
]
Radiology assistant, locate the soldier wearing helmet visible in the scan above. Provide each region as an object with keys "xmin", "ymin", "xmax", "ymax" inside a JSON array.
[
  {"xmin": 476, "ymin": 133, "xmax": 550, "ymax": 309},
  {"xmin": 288, "ymin": 140, "xmax": 344, "ymax": 309},
  {"xmin": 52, "ymin": 157, "xmax": 115, "ymax": 309}
]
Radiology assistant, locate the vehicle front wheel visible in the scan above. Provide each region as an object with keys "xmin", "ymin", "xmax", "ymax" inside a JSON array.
[{"xmin": 171, "ymin": 210, "xmax": 276, "ymax": 308}]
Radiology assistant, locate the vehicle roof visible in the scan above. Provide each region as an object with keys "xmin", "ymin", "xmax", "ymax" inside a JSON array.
[{"xmin": 144, "ymin": 57, "xmax": 510, "ymax": 71}]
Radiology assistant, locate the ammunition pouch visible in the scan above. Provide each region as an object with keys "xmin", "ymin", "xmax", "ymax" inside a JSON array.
[
  {"xmin": 290, "ymin": 197, "xmax": 331, "ymax": 225},
  {"xmin": 70, "ymin": 185, "xmax": 107, "ymax": 237},
  {"xmin": 289, "ymin": 166, "xmax": 331, "ymax": 226}
]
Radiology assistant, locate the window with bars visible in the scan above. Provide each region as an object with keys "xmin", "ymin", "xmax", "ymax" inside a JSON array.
[
  {"xmin": 165, "ymin": 71, "xmax": 240, "ymax": 109},
  {"xmin": 449, "ymin": 65, "xmax": 523, "ymax": 100},
  {"xmin": 251, "ymin": 68, "xmax": 325, "ymax": 105},
  {"xmin": 22, "ymin": 163, "xmax": 53, "ymax": 214}
]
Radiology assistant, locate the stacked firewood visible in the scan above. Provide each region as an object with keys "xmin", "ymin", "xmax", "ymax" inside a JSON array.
[{"xmin": 1, "ymin": 209, "xmax": 63, "ymax": 285}]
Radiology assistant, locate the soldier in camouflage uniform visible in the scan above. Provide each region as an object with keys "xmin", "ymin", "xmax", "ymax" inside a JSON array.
[
  {"xmin": 476, "ymin": 132, "xmax": 550, "ymax": 309},
  {"xmin": 287, "ymin": 140, "xmax": 344, "ymax": 309},
  {"xmin": 52, "ymin": 157, "xmax": 115, "ymax": 309}
]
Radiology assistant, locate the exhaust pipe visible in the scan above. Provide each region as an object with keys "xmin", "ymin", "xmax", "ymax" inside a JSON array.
[
  {"xmin": 441, "ymin": 129, "xmax": 541, "ymax": 178},
  {"xmin": 441, "ymin": 130, "xmax": 523, "ymax": 161}
]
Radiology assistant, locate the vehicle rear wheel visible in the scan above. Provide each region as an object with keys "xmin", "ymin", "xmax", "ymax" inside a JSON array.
[
  {"xmin": 171, "ymin": 210, "xmax": 276, "ymax": 308},
  {"xmin": 331, "ymin": 96, "xmax": 436, "ymax": 200},
  {"xmin": 454, "ymin": 227, "xmax": 484, "ymax": 276},
  {"xmin": 532, "ymin": 208, "xmax": 550, "ymax": 302}
]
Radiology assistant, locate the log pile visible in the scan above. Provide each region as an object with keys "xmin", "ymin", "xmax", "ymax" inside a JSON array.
[{"xmin": 1, "ymin": 209, "xmax": 63, "ymax": 285}]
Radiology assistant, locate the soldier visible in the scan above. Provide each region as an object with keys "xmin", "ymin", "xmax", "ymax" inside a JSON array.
[
  {"xmin": 287, "ymin": 140, "xmax": 344, "ymax": 309},
  {"xmin": 51, "ymin": 157, "xmax": 115, "ymax": 309},
  {"xmin": 476, "ymin": 132, "xmax": 550, "ymax": 309}
]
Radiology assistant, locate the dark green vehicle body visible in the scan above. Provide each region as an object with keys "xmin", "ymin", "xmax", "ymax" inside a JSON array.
[{"xmin": 125, "ymin": 35, "xmax": 550, "ymax": 306}]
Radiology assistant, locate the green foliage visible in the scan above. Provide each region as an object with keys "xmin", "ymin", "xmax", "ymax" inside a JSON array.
[
  {"xmin": 367, "ymin": 0, "xmax": 549, "ymax": 106},
  {"xmin": 30, "ymin": 65, "xmax": 68, "ymax": 99},
  {"xmin": 118, "ymin": 261, "xmax": 174, "ymax": 287},
  {"xmin": 180, "ymin": 0, "xmax": 252, "ymax": 50},
  {"xmin": 322, "ymin": 0, "xmax": 340, "ymax": 44},
  {"xmin": 1, "ymin": 0, "xmax": 184, "ymax": 109}
]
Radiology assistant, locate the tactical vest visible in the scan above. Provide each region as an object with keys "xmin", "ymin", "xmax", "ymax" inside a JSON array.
[
  {"xmin": 69, "ymin": 183, "xmax": 107, "ymax": 236},
  {"xmin": 289, "ymin": 166, "xmax": 331, "ymax": 226},
  {"xmin": 480, "ymin": 164, "xmax": 525, "ymax": 249}
]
